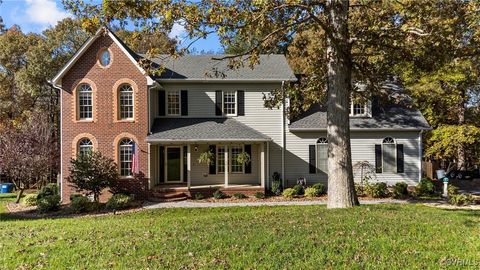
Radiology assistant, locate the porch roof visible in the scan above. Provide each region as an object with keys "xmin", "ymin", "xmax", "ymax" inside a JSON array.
[{"xmin": 147, "ymin": 118, "xmax": 272, "ymax": 143}]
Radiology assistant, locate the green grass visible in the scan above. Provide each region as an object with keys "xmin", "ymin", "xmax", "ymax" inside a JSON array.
[{"xmin": 0, "ymin": 202, "xmax": 479, "ymax": 269}]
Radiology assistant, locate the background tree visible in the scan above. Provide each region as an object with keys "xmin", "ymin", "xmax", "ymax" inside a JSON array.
[
  {"xmin": 68, "ymin": 151, "xmax": 119, "ymax": 202},
  {"xmin": 0, "ymin": 113, "xmax": 56, "ymax": 203}
]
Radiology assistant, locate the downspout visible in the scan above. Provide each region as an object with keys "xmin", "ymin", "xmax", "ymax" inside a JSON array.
[
  {"xmin": 418, "ymin": 130, "xmax": 423, "ymax": 182},
  {"xmin": 281, "ymin": 80, "xmax": 286, "ymax": 188}
]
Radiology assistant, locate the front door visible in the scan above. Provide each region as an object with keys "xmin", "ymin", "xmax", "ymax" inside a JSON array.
[{"xmin": 165, "ymin": 147, "xmax": 182, "ymax": 182}]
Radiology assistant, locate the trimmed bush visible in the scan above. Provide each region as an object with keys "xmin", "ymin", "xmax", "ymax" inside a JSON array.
[
  {"xmin": 70, "ymin": 196, "xmax": 91, "ymax": 213},
  {"xmin": 311, "ymin": 183, "xmax": 327, "ymax": 196},
  {"xmin": 292, "ymin": 184, "xmax": 304, "ymax": 196},
  {"xmin": 365, "ymin": 182, "xmax": 389, "ymax": 198},
  {"xmin": 233, "ymin": 193, "xmax": 247, "ymax": 199},
  {"xmin": 70, "ymin": 193, "xmax": 84, "ymax": 201},
  {"xmin": 22, "ymin": 194, "xmax": 38, "ymax": 206},
  {"xmin": 355, "ymin": 183, "xmax": 365, "ymax": 197},
  {"xmin": 254, "ymin": 192, "xmax": 265, "ymax": 199},
  {"xmin": 213, "ymin": 190, "xmax": 227, "ymax": 199},
  {"xmin": 448, "ymin": 185, "xmax": 459, "ymax": 195},
  {"xmin": 392, "ymin": 182, "xmax": 409, "ymax": 199},
  {"xmin": 282, "ymin": 188, "xmax": 296, "ymax": 198},
  {"xmin": 416, "ymin": 178, "xmax": 435, "ymax": 196},
  {"xmin": 304, "ymin": 187, "xmax": 318, "ymax": 198},
  {"xmin": 448, "ymin": 194, "xmax": 473, "ymax": 206},
  {"xmin": 271, "ymin": 181, "xmax": 282, "ymax": 196},
  {"xmin": 37, "ymin": 195, "xmax": 60, "ymax": 213},
  {"xmin": 193, "ymin": 193, "xmax": 205, "ymax": 200},
  {"xmin": 37, "ymin": 183, "xmax": 59, "ymax": 200},
  {"xmin": 106, "ymin": 194, "xmax": 132, "ymax": 210}
]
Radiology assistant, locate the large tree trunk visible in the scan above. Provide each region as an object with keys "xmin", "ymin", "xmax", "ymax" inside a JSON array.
[
  {"xmin": 457, "ymin": 100, "xmax": 466, "ymax": 171},
  {"xmin": 326, "ymin": 0, "xmax": 359, "ymax": 208}
]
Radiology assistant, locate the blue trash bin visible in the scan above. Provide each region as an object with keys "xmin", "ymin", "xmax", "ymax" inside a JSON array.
[{"xmin": 1, "ymin": 183, "xmax": 14, "ymax": 193}]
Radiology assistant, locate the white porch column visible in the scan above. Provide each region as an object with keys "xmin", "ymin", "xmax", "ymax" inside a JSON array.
[
  {"xmin": 224, "ymin": 145, "xmax": 229, "ymax": 188},
  {"xmin": 187, "ymin": 144, "xmax": 191, "ymax": 189},
  {"xmin": 260, "ymin": 142, "xmax": 265, "ymax": 188},
  {"xmin": 147, "ymin": 143, "xmax": 151, "ymax": 189}
]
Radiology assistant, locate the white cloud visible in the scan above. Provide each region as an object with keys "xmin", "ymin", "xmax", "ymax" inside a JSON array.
[
  {"xmin": 25, "ymin": 0, "xmax": 71, "ymax": 27},
  {"xmin": 168, "ymin": 21, "xmax": 186, "ymax": 40}
]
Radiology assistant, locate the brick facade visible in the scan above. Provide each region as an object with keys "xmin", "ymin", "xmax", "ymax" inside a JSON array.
[{"xmin": 61, "ymin": 34, "xmax": 149, "ymax": 203}]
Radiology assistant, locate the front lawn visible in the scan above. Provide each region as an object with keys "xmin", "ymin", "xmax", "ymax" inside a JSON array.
[{"xmin": 0, "ymin": 202, "xmax": 479, "ymax": 269}]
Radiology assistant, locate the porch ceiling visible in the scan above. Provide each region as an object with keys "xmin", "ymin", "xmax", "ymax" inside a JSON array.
[{"xmin": 147, "ymin": 118, "xmax": 271, "ymax": 143}]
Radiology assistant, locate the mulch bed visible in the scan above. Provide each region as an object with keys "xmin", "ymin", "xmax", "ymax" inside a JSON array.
[{"xmin": 187, "ymin": 195, "xmax": 410, "ymax": 203}]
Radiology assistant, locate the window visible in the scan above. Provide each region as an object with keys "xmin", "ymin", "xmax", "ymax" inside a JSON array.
[
  {"xmin": 119, "ymin": 139, "xmax": 134, "ymax": 177},
  {"xmin": 78, "ymin": 84, "xmax": 93, "ymax": 120},
  {"xmin": 230, "ymin": 146, "xmax": 243, "ymax": 173},
  {"xmin": 78, "ymin": 138, "xmax": 93, "ymax": 157},
  {"xmin": 167, "ymin": 90, "xmax": 180, "ymax": 115},
  {"xmin": 99, "ymin": 49, "xmax": 111, "ymax": 67},
  {"xmin": 352, "ymin": 103, "xmax": 366, "ymax": 115},
  {"xmin": 382, "ymin": 137, "xmax": 396, "ymax": 173},
  {"xmin": 316, "ymin": 137, "xmax": 328, "ymax": 173},
  {"xmin": 217, "ymin": 146, "xmax": 226, "ymax": 173},
  {"xmin": 119, "ymin": 84, "xmax": 134, "ymax": 120},
  {"xmin": 223, "ymin": 91, "xmax": 236, "ymax": 115}
]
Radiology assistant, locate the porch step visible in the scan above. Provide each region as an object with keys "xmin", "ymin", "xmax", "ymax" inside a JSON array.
[
  {"xmin": 148, "ymin": 196, "xmax": 188, "ymax": 203},
  {"xmin": 150, "ymin": 192, "xmax": 188, "ymax": 199}
]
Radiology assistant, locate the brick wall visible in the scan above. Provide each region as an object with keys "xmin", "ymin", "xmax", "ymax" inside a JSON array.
[{"xmin": 61, "ymin": 34, "xmax": 149, "ymax": 203}]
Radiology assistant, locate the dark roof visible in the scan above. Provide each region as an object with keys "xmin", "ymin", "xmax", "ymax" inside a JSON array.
[
  {"xmin": 147, "ymin": 118, "xmax": 272, "ymax": 142},
  {"xmin": 289, "ymin": 102, "xmax": 431, "ymax": 130},
  {"xmin": 144, "ymin": 54, "xmax": 296, "ymax": 81}
]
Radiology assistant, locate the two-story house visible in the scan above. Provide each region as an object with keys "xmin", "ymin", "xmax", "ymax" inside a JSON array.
[{"xmin": 51, "ymin": 27, "xmax": 430, "ymax": 202}]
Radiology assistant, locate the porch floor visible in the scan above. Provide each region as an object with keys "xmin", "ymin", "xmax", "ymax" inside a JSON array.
[{"xmin": 151, "ymin": 183, "xmax": 265, "ymax": 198}]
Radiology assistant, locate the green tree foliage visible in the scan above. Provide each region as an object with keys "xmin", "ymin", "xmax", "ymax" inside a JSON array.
[{"xmin": 67, "ymin": 151, "xmax": 119, "ymax": 202}]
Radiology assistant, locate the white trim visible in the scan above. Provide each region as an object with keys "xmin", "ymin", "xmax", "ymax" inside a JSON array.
[
  {"xmin": 156, "ymin": 78, "xmax": 297, "ymax": 83},
  {"xmin": 147, "ymin": 143, "xmax": 151, "ymax": 188},
  {"xmin": 224, "ymin": 146, "xmax": 229, "ymax": 188},
  {"xmin": 223, "ymin": 90, "xmax": 237, "ymax": 116},
  {"xmin": 59, "ymin": 83, "xmax": 63, "ymax": 202},
  {"xmin": 381, "ymin": 137, "xmax": 397, "ymax": 174},
  {"xmin": 187, "ymin": 145, "xmax": 191, "ymax": 189},
  {"xmin": 166, "ymin": 90, "xmax": 181, "ymax": 116},
  {"xmin": 289, "ymin": 127, "xmax": 430, "ymax": 132},
  {"xmin": 418, "ymin": 130, "xmax": 423, "ymax": 181},
  {"xmin": 260, "ymin": 142, "xmax": 265, "ymax": 188},
  {"xmin": 146, "ymin": 138, "xmax": 271, "ymax": 143},
  {"xmin": 164, "ymin": 146, "xmax": 183, "ymax": 183}
]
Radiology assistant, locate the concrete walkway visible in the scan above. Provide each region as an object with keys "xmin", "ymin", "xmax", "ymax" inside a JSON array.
[{"xmin": 144, "ymin": 199, "xmax": 408, "ymax": 209}]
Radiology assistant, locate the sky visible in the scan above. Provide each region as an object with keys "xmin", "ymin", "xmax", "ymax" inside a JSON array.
[{"xmin": 0, "ymin": 0, "xmax": 223, "ymax": 53}]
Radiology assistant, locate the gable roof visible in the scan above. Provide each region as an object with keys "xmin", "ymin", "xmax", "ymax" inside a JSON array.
[
  {"xmin": 146, "ymin": 54, "xmax": 297, "ymax": 82},
  {"xmin": 289, "ymin": 101, "xmax": 431, "ymax": 131},
  {"xmin": 50, "ymin": 27, "xmax": 154, "ymax": 87},
  {"xmin": 147, "ymin": 118, "xmax": 271, "ymax": 142}
]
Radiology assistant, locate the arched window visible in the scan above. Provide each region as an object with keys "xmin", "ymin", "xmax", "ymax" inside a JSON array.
[
  {"xmin": 78, "ymin": 138, "xmax": 93, "ymax": 157},
  {"xmin": 99, "ymin": 49, "xmax": 111, "ymax": 67},
  {"xmin": 382, "ymin": 137, "xmax": 396, "ymax": 173},
  {"xmin": 316, "ymin": 137, "xmax": 328, "ymax": 173},
  {"xmin": 119, "ymin": 139, "xmax": 134, "ymax": 177},
  {"xmin": 119, "ymin": 84, "xmax": 134, "ymax": 120},
  {"xmin": 78, "ymin": 84, "xmax": 93, "ymax": 120}
]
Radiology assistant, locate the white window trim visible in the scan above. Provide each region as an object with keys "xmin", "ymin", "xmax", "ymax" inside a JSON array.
[
  {"xmin": 78, "ymin": 138, "xmax": 93, "ymax": 156},
  {"xmin": 119, "ymin": 139, "xmax": 134, "ymax": 178},
  {"xmin": 216, "ymin": 144, "xmax": 245, "ymax": 174},
  {"xmin": 222, "ymin": 90, "xmax": 237, "ymax": 117},
  {"xmin": 349, "ymin": 100, "xmax": 371, "ymax": 117},
  {"xmin": 381, "ymin": 137, "xmax": 397, "ymax": 174},
  {"xmin": 77, "ymin": 84, "xmax": 93, "ymax": 121},
  {"xmin": 216, "ymin": 145, "xmax": 226, "ymax": 174},
  {"xmin": 316, "ymin": 138, "xmax": 328, "ymax": 174},
  {"xmin": 119, "ymin": 84, "xmax": 134, "ymax": 120},
  {"xmin": 164, "ymin": 146, "xmax": 184, "ymax": 183},
  {"xmin": 166, "ymin": 90, "xmax": 181, "ymax": 116}
]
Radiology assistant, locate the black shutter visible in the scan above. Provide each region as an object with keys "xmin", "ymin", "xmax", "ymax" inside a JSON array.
[
  {"xmin": 209, "ymin": 145, "xmax": 216, "ymax": 174},
  {"xmin": 397, "ymin": 144, "xmax": 404, "ymax": 173},
  {"xmin": 215, "ymin": 90, "xmax": 222, "ymax": 116},
  {"xmin": 375, "ymin": 144, "xmax": 382, "ymax": 173},
  {"xmin": 237, "ymin": 90, "xmax": 245, "ymax": 116},
  {"xmin": 181, "ymin": 90, "xmax": 188, "ymax": 116},
  {"xmin": 159, "ymin": 146, "xmax": 165, "ymax": 182},
  {"xmin": 158, "ymin": 90, "xmax": 166, "ymax": 116},
  {"xmin": 183, "ymin": 146, "xmax": 188, "ymax": 182},
  {"xmin": 244, "ymin": 144, "xmax": 252, "ymax": 174},
  {"xmin": 309, "ymin": 145, "xmax": 316, "ymax": 173}
]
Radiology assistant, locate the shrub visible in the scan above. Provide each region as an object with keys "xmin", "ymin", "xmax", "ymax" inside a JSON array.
[
  {"xmin": 282, "ymin": 188, "xmax": 296, "ymax": 198},
  {"xmin": 254, "ymin": 192, "xmax": 265, "ymax": 199},
  {"xmin": 69, "ymin": 193, "xmax": 84, "ymax": 201},
  {"xmin": 70, "ymin": 196, "xmax": 91, "ymax": 213},
  {"xmin": 271, "ymin": 181, "xmax": 282, "ymax": 196},
  {"xmin": 365, "ymin": 182, "xmax": 389, "ymax": 198},
  {"xmin": 355, "ymin": 183, "xmax": 365, "ymax": 197},
  {"xmin": 37, "ymin": 183, "xmax": 59, "ymax": 200},
  {"xmin": 22, "ymin": 194, "xmax": 38, "ymax": 206},
  {"xmin": 213, "ymin": 190, "xmax": 227, "ymax": 199},
  {"xmin": 448, "ymin": 185, "xmax": 459, "ymax": 195},
  {"xmin": 311, "ymin": 183, "xmax": 327, "ymax": 196},
  {"xmin": 448, "ymin": 194, "xmax": 474, "ymax": 206},
  {"xmin": 37, "ymin": 195, "xmax": 60, "ymax": 213},
  {"xmin": 304, "ymin": 187, "xmax": 318, "ymax": 198},
  {"xmin": 233, "ymin": 193, "xmax": 247, "ymax": 199},
  {"xmin": 415, "ymin": 178, "xmax": 435, "ymax": 196},
  {"xmin": 106, "ymin": 194, "xmax": 132, "ymax": 210},
  {"xmin": 392, "ymin": 182, "xmax": 409, "ymax": 199},
  {"xmin": 68, "ymin": 151, "xmax": 119, "ymax": 202},
  {"xmin": 292, "ymin": 184, "xmax": 304, "ymax": 195},
  {"xmin": 193, "ymin": 193, "xmax": 205, "ymax": 200}
]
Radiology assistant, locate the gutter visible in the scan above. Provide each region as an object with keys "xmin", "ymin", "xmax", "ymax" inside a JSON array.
[
  {"xmin": 145, "ymin": 138, "xmax": 272, "ymax": 143},
  {"xmin": 281, "ymin": 80, "xmax": 286, "ymax": 188},
  {"xmin": 47, "ymin": 80, "xmax": 64, "ymax": 202},
  {"xmin": 288, "ymin": 127, "xmax": 432, "ymax": 132}
]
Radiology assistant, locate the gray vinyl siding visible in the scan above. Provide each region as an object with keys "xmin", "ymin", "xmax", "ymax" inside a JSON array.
[{"xmin": 284, "ymin": 130, "xmax": 421, "ymax": 187}]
